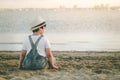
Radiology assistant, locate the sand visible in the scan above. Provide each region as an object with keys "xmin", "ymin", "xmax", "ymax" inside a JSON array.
[{"xmin": 0, "ymin": 51, "xmax": 120, "ymax": 80}]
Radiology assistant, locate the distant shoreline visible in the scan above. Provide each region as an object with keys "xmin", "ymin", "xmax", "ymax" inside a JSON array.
[{"xmin": 0, "ymin": 7, "xmax": 120, "ymax": 11}]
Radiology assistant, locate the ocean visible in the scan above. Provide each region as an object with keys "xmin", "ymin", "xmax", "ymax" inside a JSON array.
[{"xmin": 0, "ymin": 9, "xmax": 120, "ymax": 51}]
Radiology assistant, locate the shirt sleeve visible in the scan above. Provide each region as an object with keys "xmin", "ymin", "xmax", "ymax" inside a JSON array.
[
  {"xmin": 22, "ymin": 37, "xmax": 28, "ymax": 50},
  {"xmin": 45, "ymin": 38, "xmax": 51, "ymax": 48}
]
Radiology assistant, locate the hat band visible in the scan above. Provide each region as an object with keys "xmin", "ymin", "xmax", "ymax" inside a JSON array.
[
  {"xmin": 34, "ymin": 21, "xmax": 46, "ymax": 28},
  {"xmin": 31, "ymin": 21, "xmax": 46, "ymax": 30}
]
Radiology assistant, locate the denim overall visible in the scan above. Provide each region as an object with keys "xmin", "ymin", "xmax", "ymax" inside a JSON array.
[{"xmin": 23, "ymin": 35, "xmax": 47, "ymax": 70}]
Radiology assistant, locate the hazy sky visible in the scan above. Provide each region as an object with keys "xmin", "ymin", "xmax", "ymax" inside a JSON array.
[{"xmin": 0, "ymin": 0, "xmax": 120, "ymax": 8}]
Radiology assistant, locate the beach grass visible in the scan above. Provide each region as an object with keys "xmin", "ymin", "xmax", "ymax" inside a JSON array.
[{"xmin": 0, "ymin": 51, "xmax": 120, "ymax": 80}]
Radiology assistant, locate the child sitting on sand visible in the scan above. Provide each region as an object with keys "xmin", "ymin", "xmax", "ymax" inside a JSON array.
[{"xmin": 18, "ymin": 17, "xmax": 58, "ymax": 70}]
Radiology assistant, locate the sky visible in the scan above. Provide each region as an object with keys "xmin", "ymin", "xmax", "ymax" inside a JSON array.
[{"xmin": 0, "ymin": 0, "xmax": 120, "ymax": 8}]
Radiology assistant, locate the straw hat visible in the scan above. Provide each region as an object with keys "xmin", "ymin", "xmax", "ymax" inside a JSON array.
[{"xmin": 30, "ymin": 17, "xmax": 46, "ymax": 31}]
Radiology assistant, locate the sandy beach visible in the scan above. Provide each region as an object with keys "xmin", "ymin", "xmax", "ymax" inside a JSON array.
[{"xmin": 0, "ymin": 51, "xmax": 120, "ymax": 80}]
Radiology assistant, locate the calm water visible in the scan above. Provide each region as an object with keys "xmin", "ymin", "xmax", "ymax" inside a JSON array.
[{"xmin": 0, "ymin": 9, "xmax": 120, "ymax": 51}]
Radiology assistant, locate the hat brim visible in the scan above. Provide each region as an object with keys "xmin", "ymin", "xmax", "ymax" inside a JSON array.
[{"xmin": 31, "ymin": 22, "xmax": 46, "ymax": 31}]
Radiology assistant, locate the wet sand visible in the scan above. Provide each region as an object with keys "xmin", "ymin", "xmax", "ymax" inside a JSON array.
[{"xmin": 0, "ymin": 51, "xmax": 120, "ymax": 80}]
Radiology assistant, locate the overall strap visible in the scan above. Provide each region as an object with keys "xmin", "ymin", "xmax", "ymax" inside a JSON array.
[
  {"xmin": 29, "ymin": 35, "xmax": 35, "ymax": 48},
  {"xmin": 29, "ymin": 35, "xmax": 43, "ymax": 48},
  {"xmin": 35, "ymin": 35, "xmax": 43, "ymax": 47}
]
